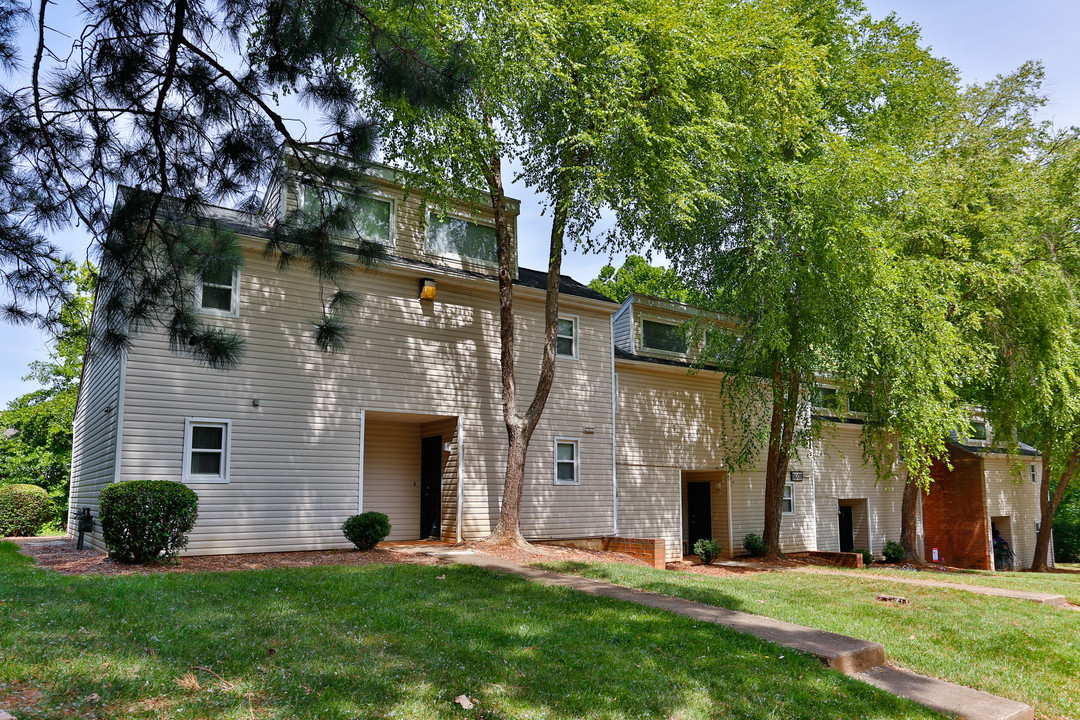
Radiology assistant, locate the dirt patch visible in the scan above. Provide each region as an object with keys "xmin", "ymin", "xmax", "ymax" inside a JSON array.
[
  {"xmin": 464, "ymin": 539, "xmax": 653, "ymax": 568},
  {"xmin": 0, "ymin": 682, "xmax": 43, "ymax": 712},
  {"xmin": 9, "ymin": 536, "xmax": 440, "ymax": 576},
  {"xmin": 666, "ymin": 561, "xmax": 769, "ymax": 578}
]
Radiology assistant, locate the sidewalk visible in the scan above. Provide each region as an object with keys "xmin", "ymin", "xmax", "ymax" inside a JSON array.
[{"xmin": 429, "ymin": 549, "xmax": 1034, "ymax": 720}]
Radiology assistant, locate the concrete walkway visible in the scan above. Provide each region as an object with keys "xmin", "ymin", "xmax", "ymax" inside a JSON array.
[
  {"xmin": 429, "ymin": 549, "xmax": 1034, "ymax": 720},
  {"xmin": 790, "ymin": 566, "xmax": 1071, "ymax": 608}
]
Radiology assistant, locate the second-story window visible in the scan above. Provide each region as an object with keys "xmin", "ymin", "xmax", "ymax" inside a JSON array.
[
  {"xmin": 642, "ymin": 319, "xmax": 687, "ymax": 354},
  {"xmin": 301, "ymin": 185, "xmax": 392, "ymax": 246},
  {"xmin": 557, "ymin": 317, "xmax": 577, "ymax": 357},
  {"xmin": 426, "ymin": 212, "xmax": 497, "ymax": 264},
  {"xmin": 199, "ymin": 267, "xmax": 238, "ymax": 316},
  {"xmin": 970, "ymin": 421, "xmax": 988, "ymax": 442}
]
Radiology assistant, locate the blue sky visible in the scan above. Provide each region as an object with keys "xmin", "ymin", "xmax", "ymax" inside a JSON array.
[{"xmin": 2, "ymin": 0, "xmax": 1079, "ymax": 407}]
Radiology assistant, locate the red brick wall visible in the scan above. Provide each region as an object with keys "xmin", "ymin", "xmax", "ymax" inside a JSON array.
[
  {"xmin": 922, "ymin": 445, "xmax": 991, "ymax": 570},
  {"xmin": 601, "ymin": 537, "xmax": 667, "ymax": 569}
]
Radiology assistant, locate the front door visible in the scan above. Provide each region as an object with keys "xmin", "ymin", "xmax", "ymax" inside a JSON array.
[
  {"xmin": 686, "ymin": 481, "xmax": 713, "ymax": 554},
  {"xmin": 838, "ymin": 504, "xmax": 854, "ymax": 553},
  {"xmin": 420, "ymin": 436, "xmax": 442, "ymax": 539}
]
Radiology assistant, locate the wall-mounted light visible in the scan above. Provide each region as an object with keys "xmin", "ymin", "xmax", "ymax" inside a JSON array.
[{"xmin": 419, "ymin": 278, "xmax": 437, "ymax": 301}]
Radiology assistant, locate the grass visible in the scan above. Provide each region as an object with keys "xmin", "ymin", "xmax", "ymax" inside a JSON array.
[
  {"xmin": 858, "ymin": 565, "xmax": 1080, "ymax": 605},
  {"xmin": 0, "ymin": 542, "xmax": 941, "ymax": 720},
  {"xmin": 537, "ymin": 560, "xmax": 1080, "ymax": 720}
]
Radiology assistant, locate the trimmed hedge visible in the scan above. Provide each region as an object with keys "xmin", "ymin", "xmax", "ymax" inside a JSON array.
[
  {"xmin": 693, "ymin": 538, "xmax": 723, "ymax": 565},
  {"xmin": 342, "ymin": 512, "xmax": 391, "ymax": 551},
  {"xmin": 742, "ymin": 533, "xmax": 766, "ymax": 557},
  {"xmin": 0, "ymin": 484, "xmax": 53, "ymax": 537},
  {"xmin": 99, "ymin": 481, "xmax": 198, "ymax": 563},
  {"xmin": 883, "ymin": 540, "xmax": 905, "ymax": 563}
]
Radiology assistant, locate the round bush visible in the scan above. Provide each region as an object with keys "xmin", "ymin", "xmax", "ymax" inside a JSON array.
[
  {"xmin": 99, "ymin": 480, "xmax": 199, "ymax": 563},
  {"xmin": 693, "ymin": 538, "xmax": 723, "ymax": 565},
  {"xmin": 342, "ymin": 512, "xmax": 391, "ymax": 550},
  {"xmin": 0, "ymin": 484, "xmax": 53, "ymax": 537},
  {"xmin": 742, "ymin": 532, "xmax": 766, "ymax": 557},
  {"xmin": 883, "ymin": 540, "xmax": 905, "ymax": 563}
]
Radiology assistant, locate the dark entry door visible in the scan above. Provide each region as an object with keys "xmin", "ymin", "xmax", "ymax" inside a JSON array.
[
  {"xmin": 838, "ymin": 505, "xmax": 854, "ymax": 553},
  {"xmin": 420, "ymin": 436, "xmax": 442, "ymax": 539},
  {"xmin": 686, "ymin": 481, "xmax": 713, "ymax": 553}
]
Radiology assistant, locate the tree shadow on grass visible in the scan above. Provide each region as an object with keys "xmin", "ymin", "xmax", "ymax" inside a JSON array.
[{"xmin": 0, "ymin": 546, "xmax": 943, "ymax": 719}]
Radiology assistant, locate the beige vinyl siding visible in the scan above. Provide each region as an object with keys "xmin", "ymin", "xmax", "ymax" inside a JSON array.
[
  {"xmin": 811, "ymin": 423, "xmax": 905, "ymax": 557},
  {"xmin": 615, "ymin": 463, "xmax": 681, "ymax": 560},
  {"xmin": 984, "ymin": 455, "xmax": 1045, "ymax": 570},
  {"xmin": 612, "ymin": 302, "xmax": 633, "ymax": 352},
  {"xmin": 66, "ymin": 342, "xmax": 125, "ymax": 552},
  {"xmin": 117, "ymin": 239, "xmax": 614, "ymax": 554},
  {"xmin": 615, "ymin": 362, "xmax": 816, "ymax": 560},
  {"xmin": 363, "ymin": 420, "xmax": 422, "ymax": 540}
]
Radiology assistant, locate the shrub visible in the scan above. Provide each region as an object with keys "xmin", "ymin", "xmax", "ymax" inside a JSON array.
[
  {"xmin": 853, "ymin": 548, "xmax": 874, "ymax": 566},
  {"xmin": 742, "ymin": 533, "xmax": 766, "ymax": 557},
  {"xmin": 883, "ymin": 540, "xmax": 905, "ymax": 563},
  {"xmin": 0, "ymin": 484, "xmax": 53, "ymax": 537},
  {"xmin": 342, "ymin": 512, "xmax": 391, "ymax": 551},
  {"xmin": 99, "ymin": 481, "xmax": 198, "ymax": 563},
  {"xmin": 693, "ymin": 538, "xmax": 723, "ymax": 565}
]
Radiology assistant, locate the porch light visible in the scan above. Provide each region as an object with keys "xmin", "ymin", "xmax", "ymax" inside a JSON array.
[{"xmin": 419, "ymin": 278, "xmax": 437, "ymax": 301}]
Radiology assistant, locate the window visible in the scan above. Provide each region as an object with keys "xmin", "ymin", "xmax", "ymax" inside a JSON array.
[
  {"xmin": 557, "ymin": 317, "xmax": 577, "ymax": 358},
  {"xmin": 183, "ymin": 418, "xmax": 231, "ymax": 483},
  {"xmin": 969, "ymin": 421, "xmax": 988, "ymax": 442},
  {"xmin": 301, "ymin": 184, "xmax": 393, "ymax": 246},
  {"xmin": 198, "ymin": 267, "xmax": 239, "ymax": 316},
  {"xmin": 1031, "ymin": 464, "xmax": 1038, "ymax": 484},
  {"xmin": 782, "ymin": 484, "xmax": 795, "ymax": 515},
  {"xmin": 426, "ymin": 212, "xmax": 497, "ymax": 263},
  {"xmin": 554, "ymin": 439, "xmax": 579, "ymax": 485},
  {"xmin": 642, "ymin": 319, "xmax": 687, "ymax": 354},
  {"xmin": 811, "ymin": 386, "xmax": 841, "ymax": 412}
]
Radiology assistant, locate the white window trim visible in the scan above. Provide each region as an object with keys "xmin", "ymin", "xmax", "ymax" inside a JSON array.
[
  {"xmin": 196, "ymin": 269, "xmax": 240, "ymax": 318},
  {"xmin": 554, "ymin": 437, "xmax": 580, "ymax": 486},
  {"xmin": 297, "ymin": 182, "xmax": 397, "ymax": 250},
  {"xmin": 182, "ymin": 417, "xmax": 232, "ymax": 484},
  {"xmin": 782, "ymin": 483, "xmax": 795, "ymax": 515},
  {"xmin": 639, "ymin": 314, "xmax": 688, "ymax": 357},
  {"xmin": 557, "ymin": 314, "xmax": 579, "ymax": 359},
  {"xmin": 423, "ymin": 209, "xmax": 499, "ymax": 269},
  {"xmin": 966, "ymin": 420, "xmax": 990, "ymax": 447},
  {"xmin": 1031, "ymin": 464, "xmax": 1038, "ymax": 484}
]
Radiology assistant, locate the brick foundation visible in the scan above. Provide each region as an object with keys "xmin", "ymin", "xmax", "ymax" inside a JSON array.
[
  {"xmin": 922, "ymin": 444, "xmax": 992, "ymax": 570},
  {"xmin": 545, "ymin": 537, "xmax": 667, "ymax": 569}
]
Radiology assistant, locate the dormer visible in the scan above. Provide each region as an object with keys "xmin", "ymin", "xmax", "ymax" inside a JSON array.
[
  {"xmin": 262, "ymin": 149, "xmax": 520, "ymax": 278},
  {"xmin": 613, "ymin": 293, "xmax": 737, "ymax": 362}
]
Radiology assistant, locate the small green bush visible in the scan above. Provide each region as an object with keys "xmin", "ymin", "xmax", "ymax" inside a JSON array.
[
  {"xmin": 342, "ymin": 512, "xmax": 391, "ymax": 551},
  {"xmin": 742, "ymin": 533, "xmax": 766, "ymax": 557},
  {"xmin": 883, "ymin": 540, "xmax": 905, "ymax": 563},
  {"xmin": 853, "ymin": 548, "xmax": 874, "ymax": 566},
  {"xmin": 0, "ymin": 484, "xmax": 53, "ymax": 537},
  {"xmin": 693, "ymin": 538, "xmax": 723, "ymax": 565},
  {"xmin": 99, "ymin": 481, "xmax": 198, "ymax": 563}
]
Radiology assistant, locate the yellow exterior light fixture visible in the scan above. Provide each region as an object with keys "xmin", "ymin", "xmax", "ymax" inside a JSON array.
[{"xmin": 419, "ymin": 278, "xmax": 437, "ymax": 301}]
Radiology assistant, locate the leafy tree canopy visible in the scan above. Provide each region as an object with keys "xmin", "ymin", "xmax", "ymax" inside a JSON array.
[{"xmin": 588, "ymin": 256, "xmax": 691, "ymax": 305}]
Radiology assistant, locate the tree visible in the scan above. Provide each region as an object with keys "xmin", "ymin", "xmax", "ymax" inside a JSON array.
[
  {"xmin": 657, "ymin": 3, "xmax": 971, "ymax": 558},
  {"xmin": 0, "ymin": 260, "xmax": 93, "ymax": 525},
  {"xmin": 0, "ymin": 0, "xmax": 466, "ymax": 361},
  {"xmin": 335, "ymin": 0, "xmax": 826, "ymax": 544},
  {"xmin": 588, "ymin": 256, "xmax": 691, "ymax": 305}
]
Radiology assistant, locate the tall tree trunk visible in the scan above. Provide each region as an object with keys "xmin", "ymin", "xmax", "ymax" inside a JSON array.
[
  {"xmin": 1032, "ymin": 445, "xmax": 1079, "ymax": 571},
  {"xmin": 899, "ymin": 471, "xmax": 920, "ymax": 562},
  {"xmin": 763, "ymin": 362, "xmax": 799, "ymax": 558},
  {"xmin": 486, "ymin": 152, "xmax": 571, "ymax": 546}
]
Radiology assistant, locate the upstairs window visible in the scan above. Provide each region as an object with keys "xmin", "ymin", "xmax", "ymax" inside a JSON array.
[
  {"xmin": 811, "ymin": 387, "xmax": 841, "ymax": 412},
  {"xmin": 557, "ymin": 317, "xmax": 577, "ymax": 358},
  {"xmin": 1031, "ymin": 464, "xmax": 1038, "ymax": 484},
  {"xmin": 642, "ymin": 319, "xmax": 687, "ymax": 354},
  {"xmin": 301, "ymin": 185, "xmax": 393, "ymax": 246},
  {"xmin": 554, "ymin": 439, "xmax": 579, "ymax": 485},
  {"xmin": 199, "ymin": 267, "xmax": 238, "ymax": 316},
  {"xmin": 426, "ymin": 212, "xmax": 497, "ymax": 264},
  {"xmin": 183, "ymin": 418, "xmax": 231, "ymax": 483},
  {"xmin": 969, "ymin": 421, "xmax": 988, "ymax": 442}
]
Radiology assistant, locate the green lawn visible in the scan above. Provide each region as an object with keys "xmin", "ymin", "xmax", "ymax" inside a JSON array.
[
  {"xmin": 0, "ymin": 542, "xmax": 939, "ymax": 720},
  {"xmin": 859, "ymin": 565, "xmax": 1080, "ymax": 605},
  {"xmin": 538, "ymin": 560, "xmax": 1080, "ymax": 720}
]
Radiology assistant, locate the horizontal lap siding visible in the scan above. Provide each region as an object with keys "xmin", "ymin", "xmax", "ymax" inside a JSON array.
[
  {"xmin": 66, "ymin": 343, "xmax": 123, "ymax": 552},
  {"xmin": 812, "ymin": 424, "xmax": 905, "ymax": 557},
  {"xmin": 615, "ymin": 464, "xmax": 681, "ymax": 561},
  {"xmin": 120, "ymin": 242, "xmax": 615, "ymax": 554},
  {"xmin": 364, "ymin": 421, "xmax": 421, "ymax": 540},
  {"xmin": 612, "ymin": 305, "xmax": 632, "ymax": 352},
  {"xmin": 984, "ymin": 456, "xmax": 1044, "ymax": 569},
  {"xmin": 729, "ymin": 469, "xmax": 815, "ymax": 554}
]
